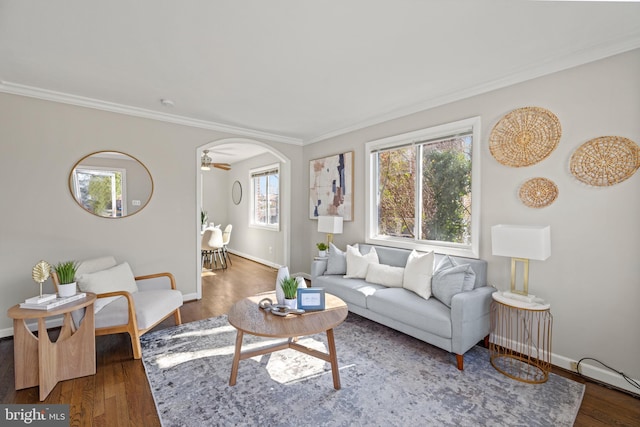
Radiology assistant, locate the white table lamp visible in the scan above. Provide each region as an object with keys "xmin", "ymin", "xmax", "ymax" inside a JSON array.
[
  {"xmin": 491, "ymin": 224, "xmax": 550, "ymax": 302},
  {"xmin": 318, "ymin": 216, "xmax": 343, "ymax": 249}
]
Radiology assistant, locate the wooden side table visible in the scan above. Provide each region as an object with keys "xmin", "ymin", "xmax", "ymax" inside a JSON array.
[
  {"xmin": 7, "ymin": 293, "xmax": 97, "ymax": 400},
  {"xmin": 489, "ymin": 292, "xmax": 553, "ymax": 384}
]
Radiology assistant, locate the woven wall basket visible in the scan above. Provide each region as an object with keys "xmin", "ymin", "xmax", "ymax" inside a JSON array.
[
  {"xmin": 518, "ymin": 177, "xmax": 558, "ymax": 208},
  {"xmin": 570, "ymin": 136, "xmax": 640, "ymax": 187},
  {"xmin": 489, "ymin": 107, "xmax": 561, "ymax": 167}
]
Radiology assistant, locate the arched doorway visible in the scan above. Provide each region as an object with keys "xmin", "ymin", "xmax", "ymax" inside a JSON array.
[{"xmin": 195, "ymin": 138, "xmax": 291, "ymax": 299}]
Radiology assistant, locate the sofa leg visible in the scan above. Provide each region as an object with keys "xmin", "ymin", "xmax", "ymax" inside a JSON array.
[
  {"xmin": 484, "ymin": 335, "xmax": 490, "ymax": 348},
  {"xmin": 456, "ymin": 354, "xmax": 464, "ymax": 370}
]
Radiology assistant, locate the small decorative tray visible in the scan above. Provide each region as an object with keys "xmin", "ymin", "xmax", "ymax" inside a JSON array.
[{"xmin": 258, "ymin": 298, "xmax": 305, "ymax": 316}]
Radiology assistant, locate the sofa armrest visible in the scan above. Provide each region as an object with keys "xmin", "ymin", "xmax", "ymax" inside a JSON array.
[
  {"xmin": 135, "ymin": 272, "xmax": 177, "ymax": 291},
  {"xmin": 311, "ymin": 260, "xmax": 328, "ymax": 283},
  {"xmin": 450, "ymin": 286, "xmax": 496, "ymax": 355}
]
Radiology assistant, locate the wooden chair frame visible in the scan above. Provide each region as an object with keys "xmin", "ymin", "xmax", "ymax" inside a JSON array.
[{"xmin": 53, "ymin": 272, "xmax": 182, "ymax": 359}]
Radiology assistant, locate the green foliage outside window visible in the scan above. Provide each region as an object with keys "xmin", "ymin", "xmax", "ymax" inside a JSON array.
[{"xmin": 377, "ymin": 136, "xmax": 471, "ymax": 245}]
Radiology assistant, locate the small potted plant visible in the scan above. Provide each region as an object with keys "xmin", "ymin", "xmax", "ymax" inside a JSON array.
[
  {"xmin": 316, "ymin": 242, "xmax": 328, "ymax": 257},
  {"xmin": 53, "ymin": 261, "xmax": 79, "ymax": 297},
  {"xmin": 280, "ymin": 276, "xmax": 299, "ymax": 309}
]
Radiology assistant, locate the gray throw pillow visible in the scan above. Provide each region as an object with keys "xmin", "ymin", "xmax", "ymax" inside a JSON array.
[
  {"xmin": 431, "ymin": 256, "xmax": 476, "ymax": 307},
  {"xmin": 325, "ymin": 243, "xmax": 347, "ymax": 275}
]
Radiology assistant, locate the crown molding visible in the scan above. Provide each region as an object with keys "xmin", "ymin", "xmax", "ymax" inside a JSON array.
[
  {"xmin": 305, "ymin": 35, "xmax": 640, "ymax": 145},
  {"xmin": 0, "ymin": 81, "xmax": 303, "ymax": 146}
]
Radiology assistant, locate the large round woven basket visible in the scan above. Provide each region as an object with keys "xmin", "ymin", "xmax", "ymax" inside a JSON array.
[
  {"xmin": 489, "ymin": 107, "xmax": 561, "ymax": 167},
  {"xmin": 570, "ymin": 136, "xmax": 640, "ymax": 187},
  {"xmin": 518, "ymin": 177, "xmax": 558, "ymax": 208}
]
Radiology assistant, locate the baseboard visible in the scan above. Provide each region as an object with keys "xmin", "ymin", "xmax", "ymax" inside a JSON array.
[
  {"xmin": 552, "ymin": 354, "xmax": 639, "ymax": 396},
  {"xmin": 227, "ymin": 249, "xmax": 282, "ymax": 269},
  {"xmin": 182, "ymin": 292, "xmax": 199, "ymax": 302}
]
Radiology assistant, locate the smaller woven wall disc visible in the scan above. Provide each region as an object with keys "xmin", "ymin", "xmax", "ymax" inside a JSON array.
[{"xmin": 519, "ymin": 177, "xmax": 558, "ymax": 208}]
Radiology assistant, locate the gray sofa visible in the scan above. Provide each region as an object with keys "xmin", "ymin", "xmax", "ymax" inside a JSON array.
[{"xmin": 311, "ymin": 243, "xmax": 495, "ymax": 370}]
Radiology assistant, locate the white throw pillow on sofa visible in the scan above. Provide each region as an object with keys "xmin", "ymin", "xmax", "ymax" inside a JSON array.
[
  {"xmin": 365, "ymin": 263, "xmax": 405, "ymax": 287},
  {"xmin": 76, "ymin": 262, "xmax": 139, "ymax": 295},
  {"xmin": 402, "ymin": 250, "xmax": 435, "ymax": 300},
  {"xmin": 344, "ymin": 245, "xmax": 379, "ymax": 279}
]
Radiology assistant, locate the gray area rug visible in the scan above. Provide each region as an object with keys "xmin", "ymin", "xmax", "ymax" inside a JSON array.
[{"xmin": 141, "ymin": 314, "xmax": 584, "ymax": 427}]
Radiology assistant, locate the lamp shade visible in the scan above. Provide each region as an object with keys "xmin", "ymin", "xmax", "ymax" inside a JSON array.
[
  {"xmin": 491, "ymin": 225, "xmax": 550, "ymax": 260},
  {"xmin": 318, "ymin": 216, "xmax": 343, "ymax": 234}
]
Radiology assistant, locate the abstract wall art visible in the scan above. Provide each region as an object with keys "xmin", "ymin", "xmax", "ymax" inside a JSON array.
[{"xmin": 309, "ymin": 151, "xmax": 354, "ymax": 220}]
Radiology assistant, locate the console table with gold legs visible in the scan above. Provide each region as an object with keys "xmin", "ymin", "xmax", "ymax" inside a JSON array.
[
  {"xmin": 489, "ymin": 292, "xmax": 553, "ymax": 384},
  {"xmin": 7, "ymin": 293, "xmax": 97, "ymax": 400}
]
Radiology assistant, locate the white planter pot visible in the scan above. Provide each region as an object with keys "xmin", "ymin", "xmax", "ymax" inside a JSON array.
[
  {"xmin": 284, "ymin": 298, "xmax": 297, "ymax": 310},
  {"xmin": 318, "ymin": 250, "xmax": 327, "ymax": 257},
  {"xmin": 58, "ymin": 282, "xmax": 77, "ymax": 297}
]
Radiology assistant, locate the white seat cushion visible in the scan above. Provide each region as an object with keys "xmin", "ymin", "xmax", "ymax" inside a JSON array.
[{"xmin": 95, "ymin": 289, "xmax": 183, "ymax": 330}]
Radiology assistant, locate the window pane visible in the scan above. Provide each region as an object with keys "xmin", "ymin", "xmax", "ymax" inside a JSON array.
[
  {"xmin": 268, "ymin": 174, "xmax": 279, "ymax": 225},
  {"xmin": 377, "ymin": 146, "xmax": 416, "ymax": 239},
  {"xmin": 250, "ymin": 165, "xmax": 280, "ymax": 228},
  {"xmin": 420, "ymin": 136, "xmax": 472, "ymax": 244}
]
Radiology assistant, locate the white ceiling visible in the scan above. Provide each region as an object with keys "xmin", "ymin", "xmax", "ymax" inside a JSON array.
[{"xmin": 1, "ymin": 1, "xmax": 640, "ymax": 162}]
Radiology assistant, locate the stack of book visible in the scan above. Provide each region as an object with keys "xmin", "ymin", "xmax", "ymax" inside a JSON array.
[{"xmin": 20, "ymin": 292, "xmax": 87, "ymax": 310}]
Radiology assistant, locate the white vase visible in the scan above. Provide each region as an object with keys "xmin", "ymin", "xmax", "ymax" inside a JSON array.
[
  {"xmin": 318, "ymin": 250, "xmax": 327, "ymax": 257},
  {"xmin": 275, "ymin": 266, "xmax": 289, "ymax": 305},
  {"xmin": 58, "ymin": 282, "xmax": 77, "ymax": 297},
  {"xmin": 284, "ymin": 298, "xmax": 297, "ymax": 310}
]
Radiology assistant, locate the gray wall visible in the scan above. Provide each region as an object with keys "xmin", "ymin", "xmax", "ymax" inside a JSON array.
[
  {"xmin": 0, "ymin": 49, "xmax": 637, "ymax": 392},
  {"xmin": 302, "ymin": 49, "xmax": 640, "ymax": 391}
]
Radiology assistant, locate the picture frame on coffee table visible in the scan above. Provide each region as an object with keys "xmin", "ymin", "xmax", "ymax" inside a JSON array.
[{"xmin": 297, "ymin": 288, "xmax": 326, "ymax": 311}]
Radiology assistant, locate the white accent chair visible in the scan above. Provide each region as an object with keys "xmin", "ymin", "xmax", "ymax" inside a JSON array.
[{"xmin": 52, "ymin": 256, "xmax": 183, "ymax": 359}]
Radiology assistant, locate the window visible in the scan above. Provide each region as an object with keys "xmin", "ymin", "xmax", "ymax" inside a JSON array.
[
  {"xmin": 250, "ymin": 164, "xmax": 280, "ymax": 229},
  {"xmin": 366, "ymin": 117, "xmax": 481, "ymax": 258},
  {"xmin": 71, "ymin": 166, "xmax": 127, "ymax": 217}
]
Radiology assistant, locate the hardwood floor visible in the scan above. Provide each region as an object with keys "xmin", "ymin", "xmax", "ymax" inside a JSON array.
[{"xmin": 1, "ymin": 255, "xmax": 638, "ymax": 426}]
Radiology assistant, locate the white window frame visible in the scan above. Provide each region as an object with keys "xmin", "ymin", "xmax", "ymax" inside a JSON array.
[
  {"xmin": 249, "ymin": 163, "xmax": 280, "ymax": 231},
  {"xmin": 71, "ymin": 166, "xmax": 128, "ymax": 217},
  {"xmin": 365, "ymin": 116, "xmax": 481, "ymax": 258}
]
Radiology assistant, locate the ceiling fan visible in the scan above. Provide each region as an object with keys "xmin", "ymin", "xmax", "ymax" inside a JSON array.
[{"xmin": 201, "ymin": 149, "xmax": 231, "ymax": 171}]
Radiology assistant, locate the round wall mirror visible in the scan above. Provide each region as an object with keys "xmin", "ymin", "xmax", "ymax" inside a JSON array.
[
  {"xmin": 232, "ymin": 180, "xmax": 242, "ymax": 205},
  {"xmin": 69, "ymin": 151, "xmax": 153, "ymax": 218}
]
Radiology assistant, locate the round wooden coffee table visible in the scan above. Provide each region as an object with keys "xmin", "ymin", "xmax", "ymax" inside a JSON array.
[{"xmin": 227, "ymin": 291, "xmax": 348, "ymax": 389}]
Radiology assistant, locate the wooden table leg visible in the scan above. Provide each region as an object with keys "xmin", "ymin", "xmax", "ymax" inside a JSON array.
[
  {"xmin": 229, "ymin": 330, "xmax": 244, "ymax": 386},
  {"xmin": 326, "ymin": 328, "xmax": 341, "ymax": 390}
]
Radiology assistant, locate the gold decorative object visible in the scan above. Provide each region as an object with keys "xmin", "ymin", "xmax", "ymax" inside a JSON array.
[
  {"xmin": 489, "ymin": 107, "xmax": 561, "ymax": 167},
  {"xmin": 518, "ymin": 177, "xmax": 558, "ymax": 208},
  {"xmin": 570, "ymin": 136, "xmax": 640, "ymax": 187},
  {"xmin": 32, "ymin": 260, "xmax": 51, "ymax": 297}
]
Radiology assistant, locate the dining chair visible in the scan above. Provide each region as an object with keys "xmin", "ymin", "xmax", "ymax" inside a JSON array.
[
  {"xmin": 222, "ymin": 224, "xmax": 233, "ymax": 266},
  {"xmin": 202, "ymin": 227, "xmax": 226, "ymax": 270}
]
